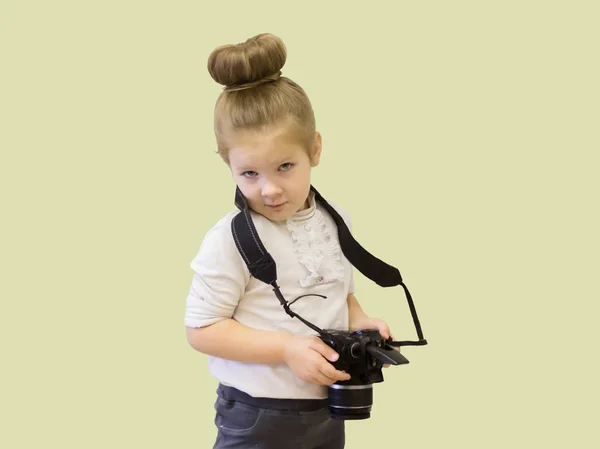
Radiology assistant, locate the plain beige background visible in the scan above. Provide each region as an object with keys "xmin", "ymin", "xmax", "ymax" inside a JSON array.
[{"xmin": 1, "ymin": 1, "xmax": 598, "ymax": 448}]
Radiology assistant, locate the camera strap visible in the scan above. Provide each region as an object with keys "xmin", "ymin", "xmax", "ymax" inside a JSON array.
[{"xmin": 231, "ymin": 185, "xmax": 428, "ymax": 347}]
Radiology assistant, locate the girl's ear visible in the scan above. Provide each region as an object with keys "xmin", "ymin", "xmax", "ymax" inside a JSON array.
[{"xmin": 310, "ymin": 132, "xmax": 322, "ymax": 167}]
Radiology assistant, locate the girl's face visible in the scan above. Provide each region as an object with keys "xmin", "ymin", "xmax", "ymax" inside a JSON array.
[{"xmin": 227, "ymin": 123, "xmax": 321, "ymax": 222}]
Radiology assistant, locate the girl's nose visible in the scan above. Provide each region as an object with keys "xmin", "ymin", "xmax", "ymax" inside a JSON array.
[{"xmin": 261, "ymin": 179, "xmax": 283, "ymax": 198}]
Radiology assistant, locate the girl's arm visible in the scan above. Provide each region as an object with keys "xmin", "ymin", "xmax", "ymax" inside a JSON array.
[
  {"xmin": 346, "ymin": 293, "xmax": 370, "ymax": 330},
  {"xmin": 186, "ymin": 318, "xmax": 351, "ymax": 385},
  {"xmin": 346, "ymin": 293, "xmax": 394, "ymax": 342},
  {"xmin": 186, "ymin": 319, "xmax": 293, "ymax": 364}
]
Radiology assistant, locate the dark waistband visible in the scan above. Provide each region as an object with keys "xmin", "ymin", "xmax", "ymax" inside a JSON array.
[{"xmin": 217, "ymin": 384, "xmax": 329, "ymax": 412}]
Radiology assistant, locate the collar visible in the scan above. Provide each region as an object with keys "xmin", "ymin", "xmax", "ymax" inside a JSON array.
[{"xmin": 288, "ymin": 190, "xmax": 316, "ymax": 223}]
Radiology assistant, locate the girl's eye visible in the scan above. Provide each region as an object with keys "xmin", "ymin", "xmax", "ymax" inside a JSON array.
[{"xmin": 241, "ymin": 164, "xmax": 292, "ymax": 178}]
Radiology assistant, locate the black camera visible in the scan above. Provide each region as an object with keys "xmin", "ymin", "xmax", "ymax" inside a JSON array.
[{"xmin": 319, "ymin": 328, "xmax": 409, "ymax": 420}]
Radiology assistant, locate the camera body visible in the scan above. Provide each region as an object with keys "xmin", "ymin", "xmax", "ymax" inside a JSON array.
[{"xmin": 319, "ymin": 328, "xmax": 409, "ymax": 420}]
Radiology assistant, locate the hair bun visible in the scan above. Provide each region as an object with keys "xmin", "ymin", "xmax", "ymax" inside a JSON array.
[{"xmin": 207, "ymin": 33, "xmax": 287, "ymax": 88}]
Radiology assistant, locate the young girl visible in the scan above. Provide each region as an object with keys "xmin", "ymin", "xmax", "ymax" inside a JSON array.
[{"xmin": 184, "ymin": 32, "xmax": 395, "ymax": 449}]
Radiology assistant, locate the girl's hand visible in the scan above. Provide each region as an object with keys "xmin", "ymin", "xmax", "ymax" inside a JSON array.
[
  {"xmin": 350, "ymin": 316, "xmax": 393, "ymax": 340},
  {"xmin": 283, "ymin": 335, "xmax": 352, "ymax": 386},
  {"xmin": 349, "ymin": 316, "xmax": 400, "ymax": 368}
]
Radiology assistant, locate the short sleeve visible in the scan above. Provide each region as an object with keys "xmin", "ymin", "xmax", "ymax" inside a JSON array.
[{"xmin": 184, "ymin": 221, "xmax": 249, "ymax": 328}]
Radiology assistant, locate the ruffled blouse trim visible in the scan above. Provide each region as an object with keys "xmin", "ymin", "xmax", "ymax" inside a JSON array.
[{"xmin": 286, "ymin": 197, "xmax": 345, "ymax": 288}]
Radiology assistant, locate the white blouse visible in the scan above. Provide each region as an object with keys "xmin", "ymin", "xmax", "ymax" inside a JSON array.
[{"xmin": 184, "ymin": 191, "xmax": 356, "ymax": 399}]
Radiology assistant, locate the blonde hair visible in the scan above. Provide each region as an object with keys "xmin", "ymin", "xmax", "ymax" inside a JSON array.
[{"xmin": 207, "ymin": 33, "xmax": 316, "ymax": 164}]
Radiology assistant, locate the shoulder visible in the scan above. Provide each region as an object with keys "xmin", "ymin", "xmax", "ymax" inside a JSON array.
[
  {"xmin": 197, "ymin": 210, "xmax": 237, "ymax": 248},
  {"xmin": 190, "ymin": 208, "xmax": 279, "ymax": 272},
  {"xmin": 319, "ymin": 198, "xmax": 354, "ymax": 230},
  {"xmin": 190, "ymin": 209, "xmax": 247, "ymax": 273}
]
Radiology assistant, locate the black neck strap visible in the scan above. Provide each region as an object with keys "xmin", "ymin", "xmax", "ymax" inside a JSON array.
[{"xmin": 231, "ymin": 185, "xmax": 427, "ymax": 347}]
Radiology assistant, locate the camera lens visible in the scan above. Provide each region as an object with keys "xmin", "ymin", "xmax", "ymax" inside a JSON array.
[{"xmin": 327, "ymin": 384, "xmax": 373, "ymax": 420}]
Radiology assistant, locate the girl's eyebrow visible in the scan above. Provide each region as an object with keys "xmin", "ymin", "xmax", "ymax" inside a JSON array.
[
  {"xmin": 276, "ymin": 154, "xmax": 296, "ymax": 164},
  {"xmin": 234, "ymin": 159, "xmax": 259, "ymax": 171}
]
